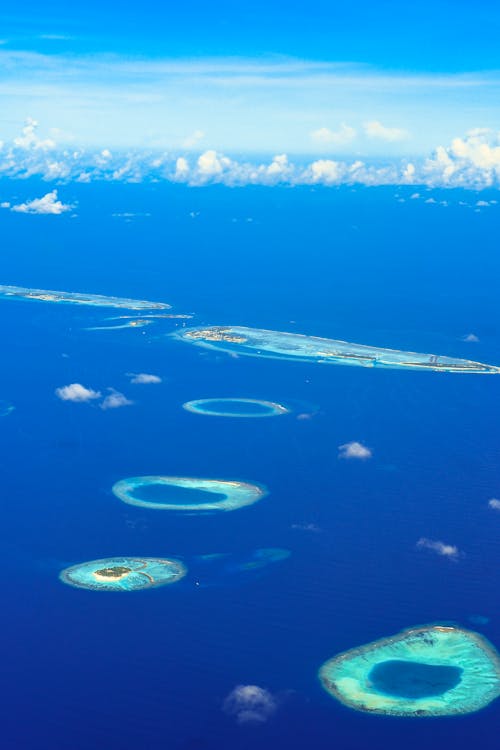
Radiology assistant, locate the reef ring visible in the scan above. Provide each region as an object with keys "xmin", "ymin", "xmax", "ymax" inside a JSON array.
[
  {"xmin": 59, "ymin": 556, "xmax": 187, "ymax": 591},
  {"xmin": 182, "ymin": 397, "xmax": 290, "ymax": 418},
  {"xmin": 319, "ymin": 624, "xmax": 500, "ymax": 717},
  {"xmin": 112, "ymin": 476, "xmax": 268, "ymax": 512}
]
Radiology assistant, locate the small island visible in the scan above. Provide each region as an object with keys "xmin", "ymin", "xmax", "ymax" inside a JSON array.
[
  {"xmin": 59, "ymin": 556, "xmax": 187, "ymax": 591},
  {"xmin": 174, "ymin": 325, "xmax": 500, "ymax": 374},
  {"xmin": 112, "ymin": 475, "xmax": 267, "ymax": 512},
  {"xmin": 319, "ymin": 624, "xmax": 500, "ymax": 716},
  {"xmin": 182, "ymin": 397, "xmax": 290, "ymax": 418}
]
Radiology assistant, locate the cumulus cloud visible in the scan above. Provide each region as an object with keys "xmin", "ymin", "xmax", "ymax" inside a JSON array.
[
  {"xmin": 128, "ymin": 372, "xmax": 162, "ymax": 384},
  {"xmin": 364, "ymin": 120, "xmax": 409, "ymax": 142},
  {"xmin": 223, "ymin": 685, "xmax": 278, "ymax": 724},
  {"xmin": 423, "ymin": 129, "xmax": 500, "ymax": 188},
  {"xmin": 308, "ymin": 159, "xmax": 343, "ymax": 184},
  {"xmin": 338, "ymin": 441, "xmax": 372, "ymax": 459},
  {"xmin": 488, "ymin": 498, "xmax": 500, "ymax": 510},
  {"xmin": 310, "ymin": 124, "xmax": 356, "ymax": 145},
  {"xmin": 417, "ymin": 538, "xmax": 460, "ymax": 559},
  {"xmin": 100, "ymin": 389, "xmax": 133, "ymax": 410},
  {"xmin": 14, "ymin": 118, "xmax": 56, "ymax": 150},
  {"xmin": 197, "ymin": 149, "xmax": 227, "ymax": 176},
  {"xmin": 174, "ymin": 156, "xmax": 190, "ymax": 180},
  {"xmin": 11, "ymin": 190, "xmax": 73, "ymax": 215},
  {"xmin": 462, "ymin": 333, "xmax": 479, "ymax": 342},
  {"xmin": 55, "ymin": 383, "xmax": 101, "ymax": 402}
]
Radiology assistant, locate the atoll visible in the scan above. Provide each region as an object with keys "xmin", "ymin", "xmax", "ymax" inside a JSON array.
[
  {"xmin": 319, "ymin": 624, "xmax": 500, "ymax": 716},
  {"xmin": 59, "ymin": 556, "xmax": 187, "ymax": 591},
  {"xmin": 182, "ymin": 397, "xmax": 290, "ymax": 418},
  {"xmin": 112, "ymin": 476, "xmax": 267, "ymax": 512},
  {"xmin": 0, "ymin": 284, "xmax": 171, "ymax": 310},
  {"xmin": 174, "ymin": 325, "xmax": 500, "ymax": 374}
]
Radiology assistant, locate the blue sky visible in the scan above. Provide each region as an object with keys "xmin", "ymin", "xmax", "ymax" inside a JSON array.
[
  {"xmin": 1, "ymin": 2, "xmax": 500, "ymax": 187},
  {"xmin": 3, "ymin": 1, "xmax": 500, "ymax": 70}
]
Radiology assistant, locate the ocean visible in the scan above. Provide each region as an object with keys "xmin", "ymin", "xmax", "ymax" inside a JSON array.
[{"xmin": 1, "ymin": 178, "xmax": 499, "ymax": 749}]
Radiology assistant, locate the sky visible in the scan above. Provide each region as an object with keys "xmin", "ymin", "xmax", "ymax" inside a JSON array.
[{"xmin": 1, "ymin": 2, "xmax": 500, "ymax": 186}]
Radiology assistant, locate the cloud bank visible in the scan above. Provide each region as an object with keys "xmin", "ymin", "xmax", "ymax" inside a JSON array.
[{"xmin": 2, "ymin": 120, "xmax": 500, "ymax": 189}]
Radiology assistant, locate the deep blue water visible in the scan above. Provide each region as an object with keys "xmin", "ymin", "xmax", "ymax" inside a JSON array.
[
  {"xmin": 368, "ymin": 661, "xmax": 463, "ymax": 699},
  {"xmin": 0, "ymin": 179, "xmax": 499, "ymax": 749}
]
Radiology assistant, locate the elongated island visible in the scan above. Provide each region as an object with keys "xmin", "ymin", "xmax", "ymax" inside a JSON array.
[
  {"xmin": 319, "ymin": 624, "xmax": 500, "ymax": 716},
  {"xmin": 173, "ymin": 325, "xmax": 500, "ymax": 373},
  {"xmin": 0, "ymin": 284, "xmax": 171, "ymax": 310}
]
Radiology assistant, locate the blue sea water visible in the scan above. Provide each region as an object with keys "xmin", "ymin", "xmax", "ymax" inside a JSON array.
[{"xmin": 0, "ymin": 178, "xmax": 499, "ymax": 749}]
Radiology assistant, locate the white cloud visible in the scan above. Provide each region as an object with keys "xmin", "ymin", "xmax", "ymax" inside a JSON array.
[
  {"xmin": 402, "ymin": 163, "xmax": 415, "ymax": 182},
  {"xmin": 174, "ymin": 156, "xmax": 190, "ymax": 180},
  {"xmin": 13, "ymin": 118, "xmax": 56, "ymax": 150},
  {"xmin": 364, "ymin": 120, "xmax": 410, "ymax": 142},
  {"xmin": 308, "ymin": 159, "xmax": 343, "ymax": 184},
  {"xmin": 417, "ymin": 537, "xmax": 460, "ymax": 559},
  {"xmin": 11, "ymin": 190, "xmax": 73, "ymax": 215},
  {"xmin": 338, "ymin": 441, "xmax": 372, "ymax": 459},
  {"xmin": 55, "ymin": 383, "xmax": 101, "ymax": 402},
  {"xmin": 265, "ymin": 153, "xmax": 290, "ymax": 177},
  {"xmin": 128, "ymin": 373, "xmax": 162, "ymax": 384},
  {"xmin": 462, "ymin": 333, "xmax": 479, "ymax": 342},
  {"xmin": 223, "ymin": 685, "xmax": 278, "ymax": 724},
  {"xmin": 0, "ymin": 201, "xmax": 10, "ymax": 208},
  {"xmin": 423, "ymin": 129, "xmax": 500, "ymax": 187},
  {"xmin": 100, "ymin": 389, "xmax": 133, "ymax": 410},
  {"xmin": 488, "ymin": 498, "xmax": 500, "ymax": 510},
  {"xmin": 197, "ymin": 149, "xmax": 224, "ymax": 176},
  {"xmin": 182, "ymin": 129, "xmax": 205, "ymax": 148},
  {"xmin": 310, "ymin": 124, "xmax": 356, "ymax": 146}
]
